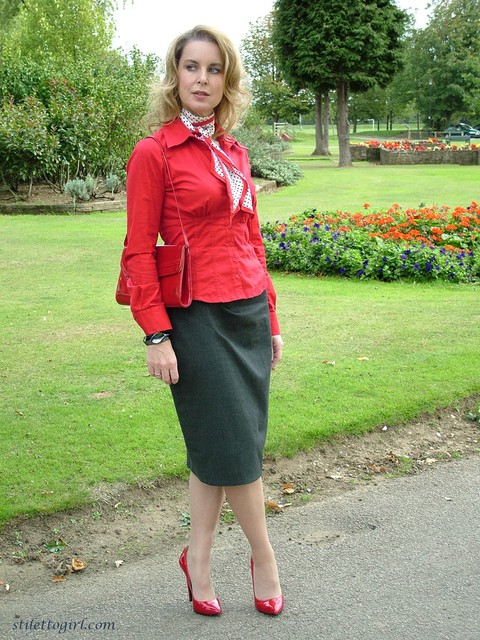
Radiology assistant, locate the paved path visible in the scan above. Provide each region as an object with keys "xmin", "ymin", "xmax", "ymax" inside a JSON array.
[{"xmin": 1, "ymin": 456, "xmax": 479, "ymax": 640}]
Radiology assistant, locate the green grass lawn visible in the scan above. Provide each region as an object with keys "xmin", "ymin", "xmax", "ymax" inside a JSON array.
[
  {"xmin": 256, "ymin": 126, "xmax": 480, "ymax": 220},
  {"xmin": 1, "ymin": 210, "xmax": 479, "ymax": 525}
]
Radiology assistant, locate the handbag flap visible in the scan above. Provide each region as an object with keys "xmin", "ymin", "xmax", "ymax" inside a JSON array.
[{"xmin": 156, "ymin": 244, "xmax": 185, "ymax": 277}]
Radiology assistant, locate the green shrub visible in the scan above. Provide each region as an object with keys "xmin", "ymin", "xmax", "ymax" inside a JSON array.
[
  {"xmin": 84, "ymin": 174, "xmax": 97, "ymax": 197},
  {"xmin": 0, "ymin": 50, "xmax": 158, "ymax": 186},
  {"xmin": 233, "ymin": 125, "xmax": 302, "ymax": 186},
  {"xmin": 104, "ymin": 173, "xmax": 120, "ymax": 194},
  {"xmin": 0, "ymin": 96, "xmax": 59, "ymax": 190},
  {"xmin": 64, "ymin": 178, "xmax": 90, "ymax": 206}
]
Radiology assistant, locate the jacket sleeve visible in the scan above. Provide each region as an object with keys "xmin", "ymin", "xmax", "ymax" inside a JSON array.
[{"xmin": 124, "ymin": 137, "xmax": 172, "ymax": 333}]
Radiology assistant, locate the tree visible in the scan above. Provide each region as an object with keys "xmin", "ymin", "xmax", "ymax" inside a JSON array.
[
  {"xmin": 2, "ymin": 0, "xmax": 116, "ymax": 65},
  {"xmin": 0, "ymin": 0, "xmax": 23, "ymax": 29},
  {"xmin": 272, "ymin": 0, "xmax": 407, "ymax": 165},
  {"xmin": 241, "ymin": 15, "xmax": 313, "ymax": 127},
  {"xmin": 406, "ymin": 0, "xmax": 480, "ymax": 129},
  {"xmin": 0, "ymin": 0, "xmax": 158, "ymax": 186},
  {"xmin": 349, "ymin": 86, "xmax": 387, "ymax": 132}
]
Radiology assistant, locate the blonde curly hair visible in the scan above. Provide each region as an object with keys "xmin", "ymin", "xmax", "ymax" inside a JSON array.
[{"xmin": 144, "ymin": 25, "xmax": 250, "ymax": 136}]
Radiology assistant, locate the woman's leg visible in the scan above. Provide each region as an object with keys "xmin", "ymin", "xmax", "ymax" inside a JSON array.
[
  {"xmin": 224, "ymin": 478, "xmax": 282, "ymax": 601},
  {"xmin": 186, "ymin": 472, "xmax": 225, "ymax": 601}
]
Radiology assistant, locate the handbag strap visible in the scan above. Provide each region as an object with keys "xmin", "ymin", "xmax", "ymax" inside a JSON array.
[{"xmin": 147, "ymin": 136, "xmax": 189, "ymax": 249}]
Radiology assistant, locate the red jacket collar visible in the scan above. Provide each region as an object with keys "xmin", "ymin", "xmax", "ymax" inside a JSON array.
[{"xmin": 153, "ymin": 117, "xmax": 240, "ymax": 153}]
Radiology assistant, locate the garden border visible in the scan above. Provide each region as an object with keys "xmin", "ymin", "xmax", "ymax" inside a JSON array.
[{"xmin": 350, "ymin": 144, "xmax": 480, "ymax": 165}]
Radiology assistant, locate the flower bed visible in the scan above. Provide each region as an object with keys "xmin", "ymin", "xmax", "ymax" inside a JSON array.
[
  {"xmin": 350, "ymin": 140, "xmax": 480, "ymax": 165},
  {"xmin": 261, "ymin": 203, "xmax": 480, "ymax": 282}
]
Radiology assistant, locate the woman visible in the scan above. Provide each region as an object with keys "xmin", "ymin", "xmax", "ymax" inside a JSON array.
[{"xmin": 124, "ymin": 25, "xmax": 284, "ymax": 616}]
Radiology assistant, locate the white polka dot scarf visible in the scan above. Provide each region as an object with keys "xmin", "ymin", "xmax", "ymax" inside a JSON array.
[{"xmin": 180, "ymin": 108, "xmax": 253, "ymax": 214}]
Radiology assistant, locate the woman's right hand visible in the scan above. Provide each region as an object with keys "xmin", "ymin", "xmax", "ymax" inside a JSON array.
[{"xmin": 147, "ymin": 341, "xmax": 179, "ymax": 385}]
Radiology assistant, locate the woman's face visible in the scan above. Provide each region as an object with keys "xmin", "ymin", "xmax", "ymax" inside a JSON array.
[{"xmin": 177, "ymin": 39, "xmax": 225, "ymax": 117}]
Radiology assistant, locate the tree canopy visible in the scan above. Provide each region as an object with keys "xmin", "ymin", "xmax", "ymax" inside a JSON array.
[
  {"xmin": 0, "ymin": 0, "xmax": 158, "ymax": 188},
  {"xmin": 241, "ymin": 15, "xmax": 313, "ymax": 125},
  {"xmin": 405, "ymin": 0, "xmax": 480, "ymax": 129},
  {"xmin": 272, "ymin": 0, "xmax": 407, "ymax": 165},
  {"xmin": 1, "ymin": 0, "xmax": 116, "ymax": 64}
]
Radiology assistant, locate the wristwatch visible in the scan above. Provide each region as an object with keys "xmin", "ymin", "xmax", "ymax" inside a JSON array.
[{"xmin": 143, "ymin": 331, "xmax": 171, "ymax": 346}]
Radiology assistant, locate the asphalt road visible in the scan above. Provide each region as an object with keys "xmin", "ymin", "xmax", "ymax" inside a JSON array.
[{"xmin": 1, "ymin": 456, "xmax": 479, "ymax": 640}]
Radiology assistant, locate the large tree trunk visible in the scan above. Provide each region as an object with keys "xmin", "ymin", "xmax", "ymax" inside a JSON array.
[
  {"xmin": 336, "ymin": 79, "xmax": 352, "ymax": 167},
  {"xmin": 312, "ymin": 92, "xmax": 331, "ymax": 155},
  {"xmin": 322, "ymin": 93, "xmax": 331, "ymax": 153}
]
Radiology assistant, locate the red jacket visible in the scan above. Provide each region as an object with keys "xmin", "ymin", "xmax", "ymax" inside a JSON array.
[{"xmin": 124, "ymin": 117, "xmax": 280, "ymax": 335}]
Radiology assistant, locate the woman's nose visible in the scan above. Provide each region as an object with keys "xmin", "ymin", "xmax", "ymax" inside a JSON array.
[{"xmin": 197, "ymin": 68, "xmax": 208, "ymax": 84}]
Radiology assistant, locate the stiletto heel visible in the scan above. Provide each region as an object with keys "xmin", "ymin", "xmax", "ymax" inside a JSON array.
[
  {"xmin": 179, "ymin": 547, "xmax": 222, "ymax": 616},
  {"xmin": 250, "ymin": 558, "xmax": 284, "ymax": 615}
]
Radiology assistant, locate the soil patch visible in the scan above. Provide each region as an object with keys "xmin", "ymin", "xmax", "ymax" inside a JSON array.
[
  {"xmin": 1, "ymin": 397, "xmax": 478, "ymax": 596},
  {"xmin": 0, "ymin": 181, "xmax": 126, "ymax": 214}
]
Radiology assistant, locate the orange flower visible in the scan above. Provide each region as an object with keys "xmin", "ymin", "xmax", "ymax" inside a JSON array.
[
  {"xmin": 445, "ymin": 224, "xmax": 457, "ymax": 231},
  {"xmin": 363, "ymin": 203, "xmax": 370, "ymax": 209}
]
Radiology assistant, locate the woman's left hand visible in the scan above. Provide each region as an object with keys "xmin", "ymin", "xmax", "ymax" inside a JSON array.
[{"xmin": 271, "ymin": 334, "xmax": 284, "ymax": 369}]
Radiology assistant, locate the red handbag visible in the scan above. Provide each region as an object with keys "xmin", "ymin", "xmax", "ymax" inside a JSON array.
[
  {"xmin": 115, "ymin": 243, "xmax": 191, "ymax": 308},
  {"xmin": 116, "ymin": 138, "xmax": 192, "ymax": 308}
]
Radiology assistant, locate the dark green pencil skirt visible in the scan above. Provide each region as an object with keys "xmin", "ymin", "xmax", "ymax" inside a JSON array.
[{"xmin": 168, "ymin": 291, "xmax": 272, "ymax": 486}]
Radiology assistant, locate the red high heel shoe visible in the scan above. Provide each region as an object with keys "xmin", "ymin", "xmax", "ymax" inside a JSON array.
[
  {"xmin": 179, "ymin": 547, "xmax": 222, "ymax": 616},
  {"xmin": 250, "ymin": 558, "xmax": 284, "ymax": 615}
]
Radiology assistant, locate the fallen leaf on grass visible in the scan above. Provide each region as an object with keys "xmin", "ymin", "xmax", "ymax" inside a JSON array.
[
  {"xmin": 322, "ymin": 360, "xmax": 335, "ymax": 366},
  {"xmin": 15, "ymin": 410, "xmax": 24, "ymax": 416},
  {"xmin": 357, "ymin": 356, "xmax": 369, "ymax": 361},
  {"xmin": 368, "ymin": 464, "xmax": 387, "ymax": 473},
  {"xmin": 51, "ymin": 575, "xmax": 65, "ymax": 583},
  {"xmin": 265, "ymin": 500, "xmax": 283, "ymax": 513},
  {"xmin": 281, "ymin": 483, "xmax": 296, "ymax": 495},
  {"xmin": 71, "ymin": 558, "xmax": 87, "ymax": 572}
]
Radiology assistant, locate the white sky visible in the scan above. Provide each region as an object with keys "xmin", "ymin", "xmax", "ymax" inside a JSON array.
[{"xmin": 113, "ymin": 0, "xmax": 432, "ymax": 58}]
